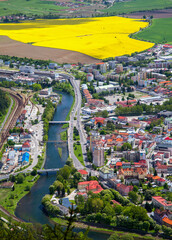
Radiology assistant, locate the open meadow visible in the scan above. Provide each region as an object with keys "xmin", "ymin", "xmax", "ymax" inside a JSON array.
[
  {"xmin": 133, "ymin": 17, "xmax": 172, "ymax": 44},
  {"xmin": 0, "ymin": 17, "xmax": 154, "ymax": 59},
  {"xmin": 0, "ymin": 0, "xmax": 65, "ymax": 16},
  {"xmin": 104, "ymin": 0, "xmax": 172, "ymax": 15}
]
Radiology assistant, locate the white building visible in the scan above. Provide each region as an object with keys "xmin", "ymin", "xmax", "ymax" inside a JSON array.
[
  {"xmin": 19, "ymin": 66, "xmax": 35, "ymax": 74},
  {"xmin": 87, "ymin": 73, "xmax": 94, "ymax": 82},
  {"xmin": 95, "ymin": 84, "xmax": 115, "ymax": 93}
]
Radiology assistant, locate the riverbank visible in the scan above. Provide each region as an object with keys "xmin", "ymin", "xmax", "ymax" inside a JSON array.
[
  {"xmin": 51, "ymin": 216, "xmax": 163, "ymax": 240},
  {"xmin": 0, "ymin": 173, "xmax": 40, "ymax": 215},
  {"xmin": 0, "ymin": 93, "xmax": 59, "ymax": 216}
]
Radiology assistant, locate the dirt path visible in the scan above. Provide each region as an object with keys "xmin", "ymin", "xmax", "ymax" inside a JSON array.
[
  {"xmin": 0, "ymin": 205, "xmax": 24, "ymax": 222},
  {"xmin": 0, "ymin": 36, "xmax": 99, "ymax": 64}
]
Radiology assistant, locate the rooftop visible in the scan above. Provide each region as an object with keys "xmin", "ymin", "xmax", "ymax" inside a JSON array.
[{"xmin": 152, "ymin": 196, "xmax": 172, "ymax": 207}]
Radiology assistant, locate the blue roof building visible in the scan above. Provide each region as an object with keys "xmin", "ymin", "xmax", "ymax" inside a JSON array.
[{"xmin": 22, "ymin": 152, "xmax": 30, "ymax": 165}]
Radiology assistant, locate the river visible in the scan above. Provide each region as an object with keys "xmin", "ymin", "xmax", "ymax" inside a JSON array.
[{"xmin": 15, "ymin": 92, "xmax": 110, "ymax": 240}]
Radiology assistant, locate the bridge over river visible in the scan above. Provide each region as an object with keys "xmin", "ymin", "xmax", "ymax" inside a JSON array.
[
  {"xmin": 49, "ymin": 121, "xmax": 69, "ymax": 124},
  {"xmin": 37, "ymin": 168, "xmax": 59, "ymax": 175}
]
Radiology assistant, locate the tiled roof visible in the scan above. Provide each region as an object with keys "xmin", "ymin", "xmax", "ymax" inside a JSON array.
[
  {"xmin": 162, "ymin": 217, "xmax": 172, "ymax": 226},
  {"xmin": 111, "ymin": 200, "xmax": 120, "ymax": 205},
  {"xmin": 78, "ymin": 170, "xmax": 88, "ymax": 175},
  {"xmin": 153, "ymin": 196, "xmax": 172, "ymax": 207}
]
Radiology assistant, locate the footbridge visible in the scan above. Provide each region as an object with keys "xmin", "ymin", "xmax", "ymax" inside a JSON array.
[{"xmin": 49, "ymin": 121, "xmax": 69, "ymax": 124}]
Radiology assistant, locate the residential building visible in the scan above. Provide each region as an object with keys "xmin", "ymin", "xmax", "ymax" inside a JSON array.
[
  {"xmin": 78, "ymin": 180, "xmax": 103, "ymax": 194},
  {"xmin": 40, "ymin": 87, "xmax": 52, "ymax": 96},
  {"xmin": 162, "ymin": 217, "xmax": 172, "ymax": 228},
  {"xmin": 78, "ymin": 169, "xmax": 88, "ymax": 180},
  {"xmin": 116, "ymin": 183, "xmax": 133, "ymax": 196},
  {"xmin": 116, "ymin": 64, "xmax": 123, "ymax": 73},
  {"xmin": 22, "ymin": 141, "xmax": 31, "ymax": 152},
  {"xmin": 154, "ymin": 208, "xmax": 172, "ymax": 224},
  {"xmin": 22, "ymin": 152, "xmax": 30, "ymax": 165},
  {"xmin": 93, "ymin": 145, "xmax": 104, "ymax": 167},
  {"xmin": 87, "ymin": 73, "xmax": 94, "ymax": 82},
  {"xmin": 99, "ymin": 166, "xmax": 114, "ymax": 179},
  {"xmin": 152, "ymin": 196, "xmax": 172, "ymax": 211}
]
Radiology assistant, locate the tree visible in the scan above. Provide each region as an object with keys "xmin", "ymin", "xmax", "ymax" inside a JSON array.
[
  {"xmin": 145, "ymin": 202, "xmax": 152, "ymax": 212},
  {"xmin": 16, "ymin": 173, "xmax": 24, "ymax": 184},
  {"xmin": 9, "ymin": 175, "xmax": 15, "ymax": 182},
  {"xmin": 133, "ymin": 185, "xmax": 138, "ymax": 192},
  {"xmin": 31, "ymin": 169, "xmax": 37, "ymax": 176},
  {"xmin": 128, "ymin": 191, "xmax": 138, "ymax": 204},
  {"xmin": 25, "ymin": 185, "xmax": 31, "ymax": 191},
  {"xmin": 123, "ymin": 205, "xmax": 148, "ymax": 222},
  {"xmin": 121, "ymin": 142, "xmax": 132, "ymax": 151},
  {"xmin": 107, "ymin": 148, "xmax": 111, "ymax": 155},
  {"xmin": 102, "ymin": 110, "xmax": 108, "ymax": 118},
  {"xmin": 62, "ymin": 187, "xmax": 65, "ymax": 197},
  {"xmin": 162, "ymin": 225, "xmax": 172, "ymax": 237},
  {"xmin": 32, "ymin": 83, "xmax": 42, "ymax": 91},
  {"xmin": 58, "ymin": 165, "xmax": 71, "ymax": 180},
  {"xmin": 154, "ymin": 169, "xmax": 157, "ymax": 176},
  {"xmin": 142, "ymin": 221, "xmax": 150, "ymax": 232},
  {"xmin": 154, "ymin": 224, "xmax": 161, "ymax": 235},
  {"xmin": 49, "ymin": 185, "xmax": 55, "ymax": 195},
  {"xmin": 164, "ymin": 182, "xmax": 169, "ymax": 190}
]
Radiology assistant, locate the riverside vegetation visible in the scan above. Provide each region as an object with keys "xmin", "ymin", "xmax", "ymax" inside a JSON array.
[{"xmin": 41, "ymin": 161, "xmax": 172, "ymax": 239}]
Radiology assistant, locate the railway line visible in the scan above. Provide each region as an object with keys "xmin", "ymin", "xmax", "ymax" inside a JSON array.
[{"xmin": 0, "ymin": 88, "xmax": 25, "ymax": 149}]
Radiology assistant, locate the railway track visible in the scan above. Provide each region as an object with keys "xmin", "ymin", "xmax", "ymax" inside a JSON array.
[{"xmin": 0, "ymin": 88, "xmax": 25, "ymax": 149}]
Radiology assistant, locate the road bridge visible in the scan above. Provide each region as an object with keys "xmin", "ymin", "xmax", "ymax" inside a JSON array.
[
  {"xmin": 43, "ymin": 140, "xmax": 67, "ymax": 143},
  {"xmin": 37, "ymin": 168, "xmax": 59, "ymax": 175}
]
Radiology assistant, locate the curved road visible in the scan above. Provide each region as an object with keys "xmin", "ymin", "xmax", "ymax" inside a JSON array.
[{"xmin": 60, "ymin": 74, "xmax": 89, "ymax": 169}]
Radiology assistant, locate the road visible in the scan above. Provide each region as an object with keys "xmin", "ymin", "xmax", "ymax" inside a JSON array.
[
  {"xmin": 60, "ymin": 74, "xmax": 87, "ymax": 167},
  {"xmin": 0, "ymin": 77, "xmax": 98, "ymax": 180},
  {"xmin": 60, "ymin": 73, "xmax": 93, "ymax": 170}
]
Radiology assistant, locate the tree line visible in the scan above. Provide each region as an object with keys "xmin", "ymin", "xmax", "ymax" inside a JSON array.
[
  {"xmin": 115, "ymin": 97, "xmax": 172, "ymax": 116},
  {"xmin": 0, "ymin": 89, "xmax": 10, "ymax": 117}
]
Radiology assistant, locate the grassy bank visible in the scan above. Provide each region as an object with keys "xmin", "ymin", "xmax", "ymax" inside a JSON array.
[
  {"xmin": 65, "ymin": 95, "xmax": 75, "ymax": 121},
  {"xmin": 60, "ymin": 131, "xmax": 67, "ymax": 141},
  {"xmin": 34, "ymin": 143, "xmax": 46, "ymax": 169},
  {"xmin": 58, "ymin": 147, "xmax": 62, "ymax": 158},
  {"xmin": 0, "ymin": 174, "xmax": 40, "ymax": 215},
  {"xmin": 133, "ymin": 17, "xmax": 172, "ymax": 44},
  {"xmin": 73, "ymin": 142, "xmax": 84, "ymax": 166},
  {"xmin": 51, "ymin": 217, "xmax": 163, "ymax": 240},
  {"xmin": 103, "ymin": 0, "xmax": 172, "ymax": 14},
  {"xmin": 73, "ymin": 134, "xmax": 80, "ymax": 141}
]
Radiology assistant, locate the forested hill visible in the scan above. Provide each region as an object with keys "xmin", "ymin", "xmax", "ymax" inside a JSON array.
[{"xmin": 0, "ymin": 90, "xmax": 10, "ymax": 117}]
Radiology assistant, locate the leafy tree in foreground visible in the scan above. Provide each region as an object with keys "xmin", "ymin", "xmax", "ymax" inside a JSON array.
[{"xmin": 0, "ymin": 206, "xmax": 91, "ymax": 240}]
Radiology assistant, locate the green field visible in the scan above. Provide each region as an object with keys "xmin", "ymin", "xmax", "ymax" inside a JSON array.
[
  {"xmin": 104, "ymin": 0, "xmax": 172, "ymax": 14},
  {"xmin": 60, "ymin": 130, "xmax": 67, "ymax": 141},
  {"xmin": 0, "ymin": 175, "xmax": 39, "ymax": 215},
  {"xmin": 0, "ymin": 0, "xmax": 66, "ymax": 16},
  {"xmin": 133, "ymin": 17, "xmax": 172, "ymax": 44},
  {"xmin": 58, "ymin": 147, "xmax": 62, "ymax": 158},
  {"xmin": 73, "ymin": 143, "xmax": 84, "ymax": 166}
]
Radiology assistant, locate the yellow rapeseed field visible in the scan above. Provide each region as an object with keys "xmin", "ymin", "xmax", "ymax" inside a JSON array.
[{"xmin": 0, "ymin": 17, "xmax": 154, "ymax": 59}]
